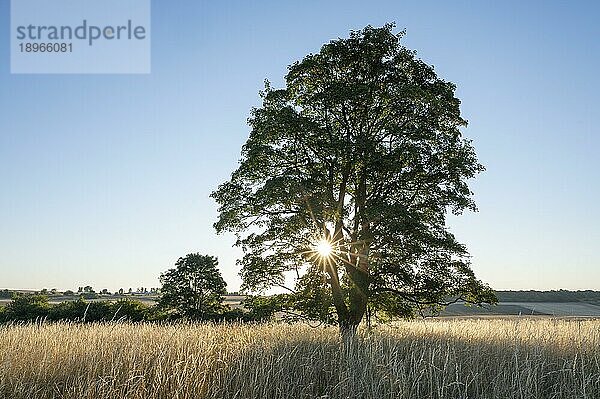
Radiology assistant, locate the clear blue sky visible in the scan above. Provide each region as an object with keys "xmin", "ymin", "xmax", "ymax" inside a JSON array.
[{"xmin": 1, "ymin": 1, "xmax": 599, "ymax": 292}]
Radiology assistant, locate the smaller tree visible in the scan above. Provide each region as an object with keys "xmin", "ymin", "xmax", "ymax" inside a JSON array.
[{"xmin": 159, "ymin": 253, "xmax": 227, "ymax": 319}]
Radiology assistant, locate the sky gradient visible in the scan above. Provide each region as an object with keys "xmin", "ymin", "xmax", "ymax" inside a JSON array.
[{"xmin": 1, "ymin": 1, "xmax": 599, "ymax": 292}]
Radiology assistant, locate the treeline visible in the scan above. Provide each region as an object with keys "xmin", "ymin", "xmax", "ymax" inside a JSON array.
[
  {"xmin": 0, "ymin": 294, "xmax": 268, "ymax": 323},
  {"xmin": 0, "ymin": 288, "xmax": 157, "ymax": 300},
  {"xmin": 495, "ymin": 290, "xmax": 600, "ymax": 303}
]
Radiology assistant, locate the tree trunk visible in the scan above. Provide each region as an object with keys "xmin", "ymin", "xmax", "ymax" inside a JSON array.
[
  {"xmin": 328, "ymin": 262, "xmax": 350, "ymax": 326},
  {"xmin": 338, "ymin": 245, "xmax": 370, "ymax": 338},
  {"xmin": 337, "ymin": 163, "xmax": 371, "ymax": 337}
]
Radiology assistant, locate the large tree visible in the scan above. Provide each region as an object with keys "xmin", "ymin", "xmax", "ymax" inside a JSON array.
[
  {"xmin": 159, "ymin": 253, "xmax": 227, "ymax": 319},
  {"xmin": 212, "ymin": 24, "xmax": 495, "ymax": 334}
]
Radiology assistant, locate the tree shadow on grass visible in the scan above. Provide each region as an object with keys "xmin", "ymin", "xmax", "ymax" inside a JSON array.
[{"xmin": 207, "ymin": 323, "xmax": 600, "ymax": 399}]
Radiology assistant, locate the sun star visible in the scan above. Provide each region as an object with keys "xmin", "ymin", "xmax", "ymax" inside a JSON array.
[{"xmin": 315, "ymin": 239, "xmax": 333, "ymax": 258}]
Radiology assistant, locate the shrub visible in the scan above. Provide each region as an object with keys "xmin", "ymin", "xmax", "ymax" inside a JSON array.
[
  {"xmin": 3, "ymin": 294, "xmax": 50, "ymax": 321},
  {"xmin": 110, "ymin": 299, "xmax": 149, "ymax": 322},
  {"xmin": 0, "ymin": 289, "xmax": 12, "ymax": 299}
]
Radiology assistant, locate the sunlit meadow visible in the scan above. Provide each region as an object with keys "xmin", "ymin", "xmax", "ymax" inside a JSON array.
[{"xmin": 1, "ymin": 318, "xmax": 599, "ymax": 399}]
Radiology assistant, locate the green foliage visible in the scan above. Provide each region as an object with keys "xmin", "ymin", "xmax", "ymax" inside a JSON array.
[
  {"xmin": 3, "ymin": 294, "xmax": 50, "ymax": 321},
  {"xmin": 0, "ymin": 289, "xmax": 12, "ymax": 299},
  {"xmin": 159, "ymin": 253, "xmax": 227, "ymax": 319},
  {"xmin": 110, "ymin": 299, "xmax": 150, "ymax": 321},
  {"xmin": 212, "ymin": 24, "xmax": 496, "ymax": 332},
  {"xmin": 204, "ymin": 307, "xmax": 265, "ymax": 323},
  {"xmin": 48, "ymin": 299, "xmax": 93, "ymax": 321},
  {"xmin": 0, "ymin": 296, "xmax": 150, "ymax": 323},
  {"xmin": 242, "ymin": 295, "xmax": 286, "ymax": 322},
  {"xmin": 49, "ymin": 299, "xmax": 112, "ymax": 322}
]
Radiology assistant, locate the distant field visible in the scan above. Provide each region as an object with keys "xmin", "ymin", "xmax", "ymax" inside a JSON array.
[
  {"xmin": 443, "ymin": 301, "xmax": 600, "ymax": 317},
  {"xmin": 0, "ymin": 319, "xmax": 599, "ymax": 398}
]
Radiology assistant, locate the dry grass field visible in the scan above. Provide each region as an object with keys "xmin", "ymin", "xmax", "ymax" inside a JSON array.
[{"xmin": 1, "ymin": 319, "xmax": 599, "ymax": 399}]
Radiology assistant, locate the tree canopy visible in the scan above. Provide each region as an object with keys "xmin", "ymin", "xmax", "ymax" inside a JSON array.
[
  {"xmin": 159, "ymin": 253, "xmax": 227, "ymax": 319},
  {"xmin": 212, "ymin": 24, "xmax": 495, "ymax": 334}
]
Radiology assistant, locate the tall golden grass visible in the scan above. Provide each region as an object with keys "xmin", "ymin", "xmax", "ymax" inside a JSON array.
[{"xmin": 0, "ymin": 318, "xmax": 599, "ymax": 398}]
